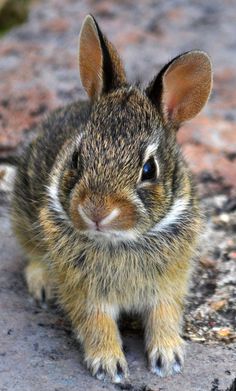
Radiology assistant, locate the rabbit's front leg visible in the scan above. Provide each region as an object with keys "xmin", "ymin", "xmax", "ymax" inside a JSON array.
[
  {"xmin": 25, "ymin": 258, "xmax": 55, "ymax": 305},
  {"xmin": 144, "ymin": 300, "xmax": 185, "ymax": 377},
  {"xmin": 67, "ymin": 299, "xmax": 128, "ymax": 383}
]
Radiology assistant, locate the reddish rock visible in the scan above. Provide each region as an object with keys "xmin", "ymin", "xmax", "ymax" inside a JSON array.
[
  {"xmin": 42, "ymin": 18, "xmax": 70, "ymax": 33},
  {"xmin": 182, "ymin": 143, "xmax": 236, "ymax": 188},
  {"xmin": 179, "ymin": 116, "xmax": 236, "ymax": 153}
]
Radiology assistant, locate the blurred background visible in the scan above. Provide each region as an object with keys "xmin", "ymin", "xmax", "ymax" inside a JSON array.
[
  {"xmin": 0, "ymin": 0, "xmax": 236, "ymax": 192},
  {"xmin": 0, "ymin": 1, "xmax": 235, "ymax": 390}
]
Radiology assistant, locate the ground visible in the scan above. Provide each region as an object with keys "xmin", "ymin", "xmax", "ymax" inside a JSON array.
[{"xmin": 0, "ymin": 1, "xmax": 236, "ymax": 390}]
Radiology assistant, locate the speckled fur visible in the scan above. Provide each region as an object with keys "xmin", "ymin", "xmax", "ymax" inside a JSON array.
[{"xmin": 11, "ymin": 15, "xmax": 212, "ymax": 383}]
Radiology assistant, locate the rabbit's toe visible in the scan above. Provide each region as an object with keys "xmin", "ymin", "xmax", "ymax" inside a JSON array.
[
  {"xmin": 148, "ymin": 341, "xmax": 184, "ymax": 377},
  {"xmin": 86, "ymin": 353, "xmax": 128, "ymax": 383}
]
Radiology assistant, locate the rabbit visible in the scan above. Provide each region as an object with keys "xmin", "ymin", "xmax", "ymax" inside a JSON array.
[{"xmin": 11, "ymin": 14, "xmax": 212, "ymax": 384}]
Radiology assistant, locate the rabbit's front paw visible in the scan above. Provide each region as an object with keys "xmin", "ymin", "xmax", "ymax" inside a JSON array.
[
  {"xmin": 86, "ymin": 351, "xmax": 128, "ymax": 383},
  {"xmin": 25, "ymin": 259, "xmax": 55, "ymax": 305},
  {"xmin": 147, "ymin": 340, "xmax": 184, "ymax": 377}
]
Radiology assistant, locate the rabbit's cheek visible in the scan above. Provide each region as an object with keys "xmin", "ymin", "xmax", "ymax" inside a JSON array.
[
  {"xmin": 151, "ymin": 183, "xmax": 169, "ymax": 215},
  {"xmin": 137, "ymin": 182, "xmax": 167, "ymax": 221},
  {"xmin": 70, "ymin": 198, "xmax": 90, "ymax": 231},
  {"xmin": 60, "ymin": 169, "xmax": 81, "ymax": 196},
  {"xmin": 107, "ymin": 196, "xmax": 138, "ymax": 231}
]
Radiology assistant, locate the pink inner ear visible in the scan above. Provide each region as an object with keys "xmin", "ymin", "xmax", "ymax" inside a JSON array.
[
  {"xmin": 165, "ymin": 96, "xmax": 177, "ymax": 119},
  {"xmin": 161, "ymin": 54, "xmax": 212, "ymax": 124},
  {"xmin": 163, "ymin": 64, "xmax": 194, "ymax": 122}
]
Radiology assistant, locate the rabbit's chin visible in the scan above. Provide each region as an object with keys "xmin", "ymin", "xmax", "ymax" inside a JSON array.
[{"xmin": 81, "ymin": 228, "xmax": 139, "ymax": 243}]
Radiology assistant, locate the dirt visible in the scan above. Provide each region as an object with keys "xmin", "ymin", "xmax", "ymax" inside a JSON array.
[{"xmin": 184, "ymin": 189, "xmax": 236, "ymax": 344}]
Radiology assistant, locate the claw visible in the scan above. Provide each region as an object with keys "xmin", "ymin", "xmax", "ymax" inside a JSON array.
[
  {"xmin": 95, "ymin": 367, "xmax": 105, "ymax": 381},
  {"xmin": 113, "ymin": 362, "xmax": 125, "ymax": 383},
  {"xmin": 154, "ymin": 356, "xmax": 165, "ymax": 377},
  {"xmin": 41, "ymin": 287, "xmax": 46, "ymax": 303},
  {"xmin": 88, "ymin": 356, "xmax": 128, "ymax": 384},
  {"xmin": 172, "ymin": 354, "xmax": 182, "ymax": 374},
  {"xmin": 148, "ymin": 343, "xmax": 184, "ymax": 377}
]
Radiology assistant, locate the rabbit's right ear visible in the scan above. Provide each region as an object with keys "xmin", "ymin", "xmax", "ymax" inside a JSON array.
[{"xmin": 78, "ymin": 15, "xmax": 126, "ymax": 100}]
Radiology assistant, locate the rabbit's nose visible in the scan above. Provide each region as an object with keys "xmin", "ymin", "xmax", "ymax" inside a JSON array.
[{"xmin": 78, "ymin": 205, "xmax": 120, "ymax": 230}]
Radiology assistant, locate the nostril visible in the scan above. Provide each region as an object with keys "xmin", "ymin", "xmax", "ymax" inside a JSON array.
[
  {"xmin": 89, "ymin": 212, "xmax": 104, "ymax": 225},
  {"xmin": 78, "ymin": 205, "xmax": 120, "ymax": 229},
  {"xmin": 78, "ymin": 205, "xmax": 103, "ymax": 226},
  {"xmin": 92, "ymin": 217, "xmax": 102, "ymax": 226},
  {"xmin": 94, "ymin": 220, "xmax": 101, "ymax": 230},
  {"xmin": 78, "ymin": 205, "xmax": 94, "ymax": 226}
]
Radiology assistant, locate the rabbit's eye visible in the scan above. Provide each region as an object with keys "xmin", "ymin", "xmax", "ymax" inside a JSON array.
[
  {"xmin": 141, "ymin": 157, "xmax": 158, "ymax": 182},
  {"xmin": 71, "ymin": 151, "xmax": 79, "ymax": 169}
]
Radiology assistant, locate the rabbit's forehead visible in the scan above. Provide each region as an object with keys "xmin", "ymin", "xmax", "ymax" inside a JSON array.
[
  {"xmin": 77, "ymin": 133, "xmax": 160, "ymax": 191},
  {"xmin": 81, "ymin": 88, "xmax": 163, "ymax": 160},
  {"xmin": 81, "ymin": 127, "xmax": 159, "ymax": 168},
  {"xmin": 81, "ymin": 132, "xmax": 141, "ymax": 170},
  {"xmin": 88, "ymin": 87, "xmax": 162, "ymax": 136}
]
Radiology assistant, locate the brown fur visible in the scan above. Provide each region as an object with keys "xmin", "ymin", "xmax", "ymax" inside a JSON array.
[
  {"xmin": 11, "ymin": 14, "xmax": 212, "ymax": 384},
  {"xmin": 70, "ymin": 190, "xmax": 137, "ymax": 231}
]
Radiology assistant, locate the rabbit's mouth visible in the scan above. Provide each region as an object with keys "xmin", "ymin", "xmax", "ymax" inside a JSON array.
[
  {"xmin": 76, "ymin": 205, "xmax": 138, "ymax": 241},
  {"xmin": 78, "ymin": 205, "xmax": 120, "ymax": 232},
  {"xmin": 82, "ymin": 227, "xmax": 139, "ymax": 243},
  {"xmin": 69, "ymin": 189, "xmax": 140, "ymax": 238}
]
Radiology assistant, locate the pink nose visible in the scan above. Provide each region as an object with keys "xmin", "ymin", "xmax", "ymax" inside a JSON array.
[
  {"xmin": 89, "ymin": 209, "xmax": 107, "ymax": 224},
  {"xmin": 78, "ymin": 204, "xmax": 120, "ymax": 230},
  {"xmin": 91, "ymin": 214, "xmax": 103, "ymax": 227},
  {"xmin": 78, "ymin": 205, "xmax": 107, "ymax": 227}
]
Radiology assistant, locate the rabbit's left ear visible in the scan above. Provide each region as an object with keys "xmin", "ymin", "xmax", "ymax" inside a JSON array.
[
  {"xmin": 146, "ymin": 51, "xmax": 213, "ymax": 126},
  {"xmin": 78, "ymin": 15, "xmax": 126, "ymax": 100}
]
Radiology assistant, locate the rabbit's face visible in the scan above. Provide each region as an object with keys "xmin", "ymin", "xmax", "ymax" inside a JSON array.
[
  {"xmin": 58, "ymin": 88, "xmax": 176, "ymax": 242},
  {"xmin": 49, "ymin": 15, "xmax": 212, "ymax": 243}
]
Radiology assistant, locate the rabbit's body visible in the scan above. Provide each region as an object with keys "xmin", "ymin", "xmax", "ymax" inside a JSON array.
[
  {"xmin": 11, "ymin": 15, "xmax": 212, "ymax": 383},
  {"xmin": 12, "ymin": 101, "xmax": 90, "ymax": 257},
  {"xmin": 12, "ymin": 89, "xmax": 198, "ymax": 307}
]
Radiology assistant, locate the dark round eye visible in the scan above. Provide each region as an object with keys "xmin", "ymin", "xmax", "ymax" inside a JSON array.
[
  {"xmin": 71, "ymin": 151, "xmax": 79, "ymax": 169},
  {"xmin": 141, "ymin": 157, "xmax": 157, "ymax": 182}
]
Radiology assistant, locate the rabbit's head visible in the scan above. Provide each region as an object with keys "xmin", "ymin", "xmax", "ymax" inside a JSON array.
[{"xmin": 49, "ymin": 15, "xmax": 212, "ymax": 243}]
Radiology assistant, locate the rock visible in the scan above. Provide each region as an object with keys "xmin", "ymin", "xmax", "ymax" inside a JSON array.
[
  {"xmin": 210, "ymin": 300, "xmax": 227, "ymax": 312},
  {"xmin": 219, "ymin": 213, "xmax": 230, "ymax": 223},
  {"xmin": 0, "ymin": 164, "xmax": 16, "ymax": 193},
  {"xmin": 200, "ymin": 257, "xmax": 217, "ymax": 269},
  {"xmin": 214, "ymin": 327, "xmax": 234, "ymax": 340},
  {"xmin": 229, "ymin": 251, "xmax": 236, "ymax": 260}
]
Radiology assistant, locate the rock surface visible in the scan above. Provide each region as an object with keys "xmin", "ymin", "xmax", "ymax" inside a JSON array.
[{"xmin": 0, "ymin": 1, "xmax": 236, "ymax": 390}]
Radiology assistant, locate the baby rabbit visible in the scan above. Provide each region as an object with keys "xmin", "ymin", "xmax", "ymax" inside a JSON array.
[{"xmin": 11, "ymin": 14, "xmax": 212, "ymax": 383}]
